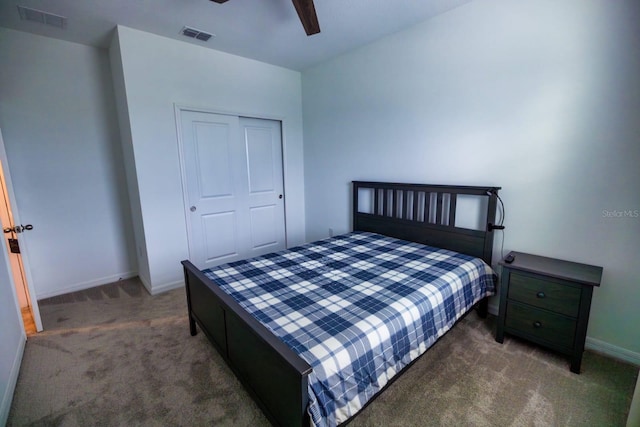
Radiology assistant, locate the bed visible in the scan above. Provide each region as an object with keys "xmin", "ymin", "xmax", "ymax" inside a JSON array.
[{"xmin": 182, "ymin": 181, "xmax": 501, "ymax": 427}]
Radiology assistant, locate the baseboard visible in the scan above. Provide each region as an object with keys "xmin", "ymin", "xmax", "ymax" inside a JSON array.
[
  {"xmin": 0, "ymin": 334, "xmax": 26, "ymax": 426},
  {"xmin": 36, "ymin": 271, "xmax": 138, "ymax": 300},
  {"xmin": 138, "ymin": 274, "xmax": 152, "ymax": 295},
  {"xmin": 149, "ymin": 280, "xmax": 184, "ymax": 295},
  {"xmin": 586, "ymin": 337, "xmax": 640, "ymax": 367},
  {"xmin": 136, "ymin": 275, "xmax": 182, "ymax": 296}
]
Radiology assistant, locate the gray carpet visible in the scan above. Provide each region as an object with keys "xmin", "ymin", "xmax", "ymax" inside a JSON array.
[{"xmin": 8, "ymin": 278, "xmax": 638, "ymax": 426}]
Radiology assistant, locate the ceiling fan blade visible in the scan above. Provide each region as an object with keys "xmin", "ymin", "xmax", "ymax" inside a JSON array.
[
  {"xmin": 291, "ymin": 0, "xmax": 320, "ymax": 36},
  {"xmin": 210, "ymin": 0, "xmax": 319, "ymax": 36}
]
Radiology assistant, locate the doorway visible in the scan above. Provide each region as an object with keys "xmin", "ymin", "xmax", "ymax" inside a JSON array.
[
  {"xmin": 177, "ymin": 109, "xmax": 286, "ymax": 270},
  {"xmin": 0, "ymin": 128, "xmax": 42, "ymax": 335}
]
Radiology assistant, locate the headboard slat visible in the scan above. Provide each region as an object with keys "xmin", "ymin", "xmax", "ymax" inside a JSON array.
[
  {"xmin": 374, "ymin": 188, "xmax": 380, "ymax": 215},
  {"xmin": 423, "ymin": 192, "xmax": 430, "ymax": 224},
  {"xmin": 383, "ymin": 189, "xmax": 389, "ymax": 217},
  {"xmin": 402, "ymin": 190, "xmax": 409, "ymax": 220},
  {"xmin": 448, "ymin": 193, "xmax": 457, "ymax": 228},
  {"xmin": 412, "ymin": 191, "xmax": 419, "ymax": 222}
]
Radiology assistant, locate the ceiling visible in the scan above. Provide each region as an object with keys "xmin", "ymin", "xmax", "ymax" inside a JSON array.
[{"xmin": 0, "ymin": 0, "xmax": 472, "ymax": 71}]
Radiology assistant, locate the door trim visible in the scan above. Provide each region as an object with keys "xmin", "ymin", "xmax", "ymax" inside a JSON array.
[{"xmin": 174, "ymin": 104, "xmax": 289, "ymax": 265}]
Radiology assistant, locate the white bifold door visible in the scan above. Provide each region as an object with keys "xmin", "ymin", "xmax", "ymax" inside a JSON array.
[{"xmin": 179, "ymin": 110, "xmax": 286, "ymax": 270}]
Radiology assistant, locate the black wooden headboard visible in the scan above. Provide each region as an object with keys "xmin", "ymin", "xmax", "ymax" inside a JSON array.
[{"xmin": 352, "ymin": 181, "xmax": 501, "ymax": 265}]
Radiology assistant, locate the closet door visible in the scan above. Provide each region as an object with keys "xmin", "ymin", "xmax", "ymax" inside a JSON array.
[
  {"xmin": 180, "ymin": 110, "xmax": 285, "ymax": 270},
  {"xmin": 240, "ymin": 117, "xmax": 286, "ymax": 259}
]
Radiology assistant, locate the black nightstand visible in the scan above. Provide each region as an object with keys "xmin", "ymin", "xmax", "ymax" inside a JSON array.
[{"xmin": 495, "ymin": 251, "xmax": 602, "ymax": 374}]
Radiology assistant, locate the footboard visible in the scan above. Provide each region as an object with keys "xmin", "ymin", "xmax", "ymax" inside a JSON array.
[{"xmin": 182, "ymin": 260, "xmax": 312, "ymax": 427}]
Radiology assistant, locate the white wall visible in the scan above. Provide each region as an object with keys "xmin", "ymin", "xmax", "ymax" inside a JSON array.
[
  {"xmin": 0, "ymin": 205, "xmax": 25, "ymax": 425},
  {"xmin": 109, "ymin": 26, "xmax": 306, "ymax": 293},
  {"xmin": 302, "ymin": 0, "xmax": 640, "ymax": 358},
  {"xmin": 0, "ymin": 28, "xmax": 137, "ymax": 298}
]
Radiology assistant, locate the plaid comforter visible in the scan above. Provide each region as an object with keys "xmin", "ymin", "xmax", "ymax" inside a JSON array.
[{"xmin": 203, "ymin": 232, "xmax": 497, "ymax": 427}]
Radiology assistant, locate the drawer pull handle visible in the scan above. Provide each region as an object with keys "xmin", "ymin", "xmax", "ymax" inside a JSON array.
[
  {"xmin": 533, "ymin": 321, "xmax": 543, "ymax": 328},
  {"xmin": 536, "ymin": 292, "xmax": 546, "ymax": 298}
]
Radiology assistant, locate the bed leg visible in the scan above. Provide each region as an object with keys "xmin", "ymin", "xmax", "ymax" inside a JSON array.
[
  {"xmin": 183, "ymin": 263, "xmax": 198, "ymax": 336},
  {"xmin": 477, "ymin": 298, "xmax": 488, "ymax": 318},
  {"xmin": 189, "ymin": 313, "xmax": 197, "ymax": 336}
]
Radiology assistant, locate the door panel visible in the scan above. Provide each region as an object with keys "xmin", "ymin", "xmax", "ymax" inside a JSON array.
[
  {"xmin": 246, "ymin": 127, "xmax": 276, "ymax": 193},
  {"xmin": 202, "ymin": 211, "xmax": 238, "ymax": 262},
  {"xmin": 250, "ymin": 205, "xmax": 278, "ymax": 249},
  {"xmin": 181, "ymin": 111, "xmax": 246, "ymax": 269},
  {"xmin": 194, "ymin": 122, "xmax": 234, "ymax": 198},
  {"xmin": 241, "ymin": 118, "xmax": 286, "ymax": 257},
  {"xmin": 0, "ymin": 127, "xmax": 42, "ymax": 332},
  {"xmin": 180, "ymin": 111, "xmax": 285, "ymax": 270}
]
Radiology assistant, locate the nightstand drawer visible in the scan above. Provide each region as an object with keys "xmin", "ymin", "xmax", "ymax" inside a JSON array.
[
  {"xmin": 505, "ymin": 302, "xmax": 576, "ymax": 349},
  {"xmin": 508, "ymin": 273, "xmax": 581, "ymax": 317}
]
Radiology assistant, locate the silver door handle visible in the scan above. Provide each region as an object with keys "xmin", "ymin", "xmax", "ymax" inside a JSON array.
[{"xmin": 190, "ymin": 206, "xmax": 197, "ymax": 212}]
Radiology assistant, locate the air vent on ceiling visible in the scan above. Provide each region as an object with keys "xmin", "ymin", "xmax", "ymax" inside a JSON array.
[
  {"xmin": 180, "ymin": 26, "xmax": 214, "ymax": 42},
  {"xmin": 17, "ymin": 5, "xmax": 67, "ymax": 29}
]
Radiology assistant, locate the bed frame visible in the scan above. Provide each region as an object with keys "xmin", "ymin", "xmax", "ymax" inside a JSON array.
[{"xmin": 182, "ymin": 181, "xmax": 501, "ymax": 427}]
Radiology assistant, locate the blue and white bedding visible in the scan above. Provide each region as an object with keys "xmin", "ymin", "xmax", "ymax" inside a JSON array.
[{"xmin": 203, "ymin": 231, "xmax": 497, "ymax": 427}]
